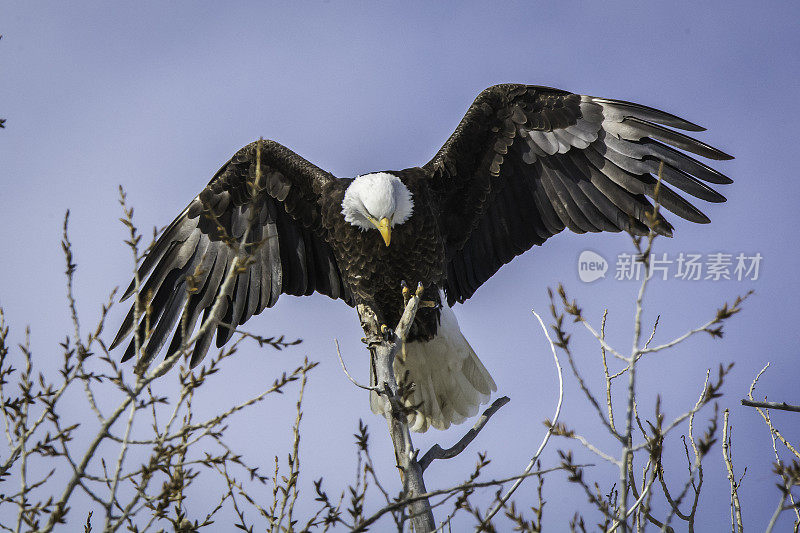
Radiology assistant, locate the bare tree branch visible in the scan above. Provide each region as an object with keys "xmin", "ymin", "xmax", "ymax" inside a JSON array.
[
  {"xmin": 741, "ymin": 399, "xmax": 800, "ymax": 413},
  {"xmin": 419, "ymin": 396, "xmax": 510, "ymax": 472},
  {"xmin": 357, "ymin": 283, "xmax": 435, "ymax": 532}
]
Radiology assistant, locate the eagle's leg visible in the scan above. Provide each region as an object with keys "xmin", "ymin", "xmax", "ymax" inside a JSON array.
[
  {"xmin": 411, "ymin": 281, "xmax": 439, "ymax": 309},
  {"xmin": 401, "ymin": 280, "xmax": 411, "ymax": 306}
]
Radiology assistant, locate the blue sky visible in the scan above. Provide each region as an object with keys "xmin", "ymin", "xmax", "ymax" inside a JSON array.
[{"xmin": 2, "ymin": 1, "xmax": 799, "ymax": 529}]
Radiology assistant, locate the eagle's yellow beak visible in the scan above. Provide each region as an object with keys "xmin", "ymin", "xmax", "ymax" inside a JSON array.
[
  {"xmin": 369, "ymin": 216, "xmax": 392, "ymax": 246},
  {"xmin": 377, "ymin": 217, "xmax": 391, "ymax": 246}
]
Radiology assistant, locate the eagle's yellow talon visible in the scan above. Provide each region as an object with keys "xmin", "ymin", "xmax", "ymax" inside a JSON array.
[
  {"xmin": 402, "ymin": 282, "xmax": 411, "ymax": 305},
  {"xmin": 380, "ymin": 324, "xmax": 395, "ymax": 341}
]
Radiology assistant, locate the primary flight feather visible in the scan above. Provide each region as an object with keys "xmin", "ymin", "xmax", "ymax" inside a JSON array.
[{"xmin": 112, "ymin": 84, "xmax": 732, "ymax": 432}]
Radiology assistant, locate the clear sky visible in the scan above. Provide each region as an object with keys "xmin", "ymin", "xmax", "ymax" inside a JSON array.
[{"xmin": 2, "ymin": 1, "xmax": 799, "ymax": 530}]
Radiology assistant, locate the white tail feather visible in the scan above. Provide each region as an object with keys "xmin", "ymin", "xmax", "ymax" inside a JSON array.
[{"xmin": 370, "ymin": 299, "xmax": 496, "ymax": 432}]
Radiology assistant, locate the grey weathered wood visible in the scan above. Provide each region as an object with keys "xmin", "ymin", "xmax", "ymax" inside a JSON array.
[{"xmin": 357, "ymin": 283, "xmax": 436, "ymax": 532}]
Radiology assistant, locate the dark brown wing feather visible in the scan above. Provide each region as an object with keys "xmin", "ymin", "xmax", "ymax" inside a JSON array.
[
  {"xmin": 110, "ymin": 140, "xmax": 351, "ymax": 368},
  {"xmin": 423, "ymin": 84, "xmax": 733, "ymax": 305}
]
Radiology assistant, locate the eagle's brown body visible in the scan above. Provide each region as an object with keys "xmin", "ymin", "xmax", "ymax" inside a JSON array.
[{"xmin": 323, "ymin": 168, "xmax": 447, "ymax": 341}]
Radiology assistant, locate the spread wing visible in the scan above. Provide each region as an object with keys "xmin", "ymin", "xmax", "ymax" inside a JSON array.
[
  {"xmin": 423, "ymin": 84, "xmax": 733, "ymax": 304},
  {"xmin": 110, "ymin": 140, "xmax": 351, "ymax": 367}
]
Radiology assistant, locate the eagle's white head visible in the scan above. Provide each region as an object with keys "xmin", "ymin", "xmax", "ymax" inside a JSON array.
[{"xmin": 341, "ymin": 172, "xmax": 414, "ymax": 246}]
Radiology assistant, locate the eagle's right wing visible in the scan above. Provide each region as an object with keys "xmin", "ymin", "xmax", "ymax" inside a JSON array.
[
  {"xmin": 423, "ymin": 84, "xmax": 733, "ymax": 305},
  {"xmin": 110, "ymin": 140, "xmax": 351, "ymax": 368}
]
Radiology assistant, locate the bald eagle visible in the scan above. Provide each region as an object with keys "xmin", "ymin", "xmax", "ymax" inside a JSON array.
[{"xmin": 111, "ymin": 84, "xmax": 732, "ymax": 432}]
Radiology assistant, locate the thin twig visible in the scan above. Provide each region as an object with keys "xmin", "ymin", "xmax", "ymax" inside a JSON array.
[
  {"xmin": 335, "ymin": 339, "xmax": 378, "ymax": 391},
  {"xmin": 481, "ymin": 308, "xmax": 564, "ymax": 526},
  {"xmin": 765, "ymin": 491, "xmax": 788, "ymax": 533},
  {"xmin": 722, "ymin": 409, "xmax": 744, "ymax": 533},
  {"xmin": 747, "ymin": 364, "xmax": 800, "ymax": 460},
  {"xmin": 598, "ymin": 309, "xmax": 618, "ymax": 436},
  {"xmin": 608, "ymin": 460, "xmax": 657, "ymax": 533}
]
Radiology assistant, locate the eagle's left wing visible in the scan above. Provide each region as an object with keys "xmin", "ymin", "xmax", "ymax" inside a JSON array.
[
  {"xmin": 110, "ymin": 140, "xmax": 351, "ymax": 369},
  {"xmin": 423, "ymin": 84, "xmax": 733, "ymax": 305}
]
